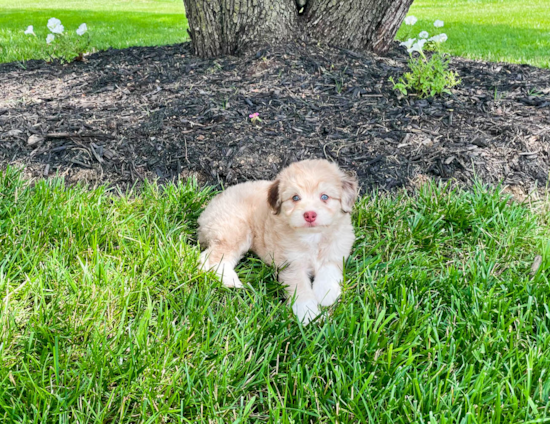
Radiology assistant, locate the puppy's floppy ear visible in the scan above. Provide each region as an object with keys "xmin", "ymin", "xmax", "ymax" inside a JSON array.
[
  {"xmin": 340, "ymin": 171, "xmax": 358, "ymax": 213},
  {"xmin": 268, "ymin": 179, "xmax": 282, "ymax": 214}
]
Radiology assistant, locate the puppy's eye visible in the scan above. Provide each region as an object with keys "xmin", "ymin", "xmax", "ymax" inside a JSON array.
[
  {"xmin": 292, "ymin": 195, "xmax": 300, "ymax": 202},
  {"xmin": 320, "ymin": 194, "xmax": 329, "ymax": 201}
]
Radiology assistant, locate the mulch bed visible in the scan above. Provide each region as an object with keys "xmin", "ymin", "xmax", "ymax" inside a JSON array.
[{"xmin": 1, "ymin": 41, "xmax": 549, "ymax": 196}]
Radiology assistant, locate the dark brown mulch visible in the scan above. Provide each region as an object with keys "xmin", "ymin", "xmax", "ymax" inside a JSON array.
[{"xmin": 1, "ymin": 42, "xmax": 549, "ymax": 195}]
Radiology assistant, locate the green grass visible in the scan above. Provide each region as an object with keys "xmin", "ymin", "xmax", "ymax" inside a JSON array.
[
  {"xmin": 2, "ymin": 166, "xmax": 550, "ymax": 422},
  {"xmin": 399, "ymin": 0, "xmax": 550, "ymax": 68},
  {"xmin": 0, "ymin": 0, "xmax": 188, "ymax": 63}
]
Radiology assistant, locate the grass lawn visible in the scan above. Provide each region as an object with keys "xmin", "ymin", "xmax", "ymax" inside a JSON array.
[
  {"xmin": 2, "ymin": 166, "xmax": 550, "ymax": 422},
  {"xmin": 399, "ymin": 0, "xmax": 550, "ymax": 68},
  {"xmin": 0, "ymin": 0, "xmax": 187, "ymax": 64}
]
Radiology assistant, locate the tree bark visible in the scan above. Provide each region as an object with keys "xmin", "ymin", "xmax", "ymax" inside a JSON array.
[{"xmin": 183, "ymin": 0, "xmax": 414, "ymax": 58}]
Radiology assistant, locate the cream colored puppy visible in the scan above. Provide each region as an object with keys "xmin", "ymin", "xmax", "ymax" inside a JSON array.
[{"xmin": 198, "ymin": 159, "xmax": 358, "ymax": 324}]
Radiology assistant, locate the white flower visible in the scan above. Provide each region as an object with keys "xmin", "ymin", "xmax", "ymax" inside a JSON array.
[
  {"xmin": 46, "ymin": 34, "xmax": 55, "ymax": 44},
  {"xmin": 47, "ymin": 17, "xmax": 64, "ymax": 34},
  {"xmin": 434, "ymin": 20, "xmax": 444, "ymax": 28},
  {"xmin": 409, "ymin": 39, "xmax": 427, "ymax": 53},
  {"xmin": 76, "ymin": 23, "xmax": 87, "ymax": 36},
  {"xmin": 419, "ymin": 31, "xmax": 429, "ymax": 39},
  {"xmin": 50, "ymin": 23, "xmax": 64, "ymax": 34},
  {"xmin": 404, "ymin": 16, "xmax": 417, "ymax": 25},
  {"xmin": 400, "ymin": 38, "xmax": 416, "ymax": 49},
  {"xmin": 47, "ymin": 18, "xmax": 60, "ymax": 30},
  {"xmin": 24, "ymin": 25, "xmax": 35, "ymax": 35},
  {"xmin": 417, "ymin": 38, "xmax": 427, "ymax": 48},
  {"xmin": 429, "ymin": 33, "xmax": 448, "ymax": 43}
]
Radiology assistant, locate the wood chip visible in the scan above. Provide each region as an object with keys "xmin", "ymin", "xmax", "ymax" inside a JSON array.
[
  {"xmin": 6, "ymin": 129, "xmax": 23, "ymax": 137},
  {"xmin": 28, "ymin": 134, "xmax": 44, "ymax": 146}
]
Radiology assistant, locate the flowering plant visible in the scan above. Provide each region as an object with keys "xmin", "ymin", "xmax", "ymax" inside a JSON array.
[
  {"xmin": 249, "ymin": 112, "xmax": 262, "ymax": 124},
  {"xmin": 47, "ymin": 18, "xmax": 64, "ymax": 34},
  {"xmin": 404, "ymin": 15, "xmax": 418, "ymax": 26},
  {"xmin": 400, "ymin": 15, "xmax": 418, "ymax": 42},
  {"xmin": 418, "ymin": 31, "xmax": 429, "ymax": 39},
  {"xmin": 24, "ymin": 18, "xmax": 90, "ymax": 63},
  {"xmin": 391, "ymin": 18, "xmax": 459, "ymax": 98}
]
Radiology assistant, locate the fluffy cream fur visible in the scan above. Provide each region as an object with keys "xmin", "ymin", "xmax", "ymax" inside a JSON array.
[{"xmin": 198, "ymin": 159, "xmax": 358, "ymax": 324}]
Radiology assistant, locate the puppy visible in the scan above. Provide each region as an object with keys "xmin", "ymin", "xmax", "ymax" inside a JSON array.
[{"xmin": 198, "ymin": 159, "xmax": 358, "ymax": 324}]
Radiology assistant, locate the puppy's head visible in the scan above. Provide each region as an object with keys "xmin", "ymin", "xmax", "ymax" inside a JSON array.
[{"xmin": 267, "ymin": 159, "xmax": 358, "ymax": 229}]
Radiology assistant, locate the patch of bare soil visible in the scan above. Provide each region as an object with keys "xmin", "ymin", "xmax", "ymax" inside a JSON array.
[{"xmin": 1, "ymin": 42, "xmax": 549, "ymax": 194}]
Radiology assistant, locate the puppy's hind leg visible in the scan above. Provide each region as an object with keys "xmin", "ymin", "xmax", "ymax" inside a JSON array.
[
  {"xmin": 199, "ymin": 248, "xmax": 243, "ymax": 288},
  {"xmin": 199, "ymin": 231, "xmax": 252, "ymax": 289}
]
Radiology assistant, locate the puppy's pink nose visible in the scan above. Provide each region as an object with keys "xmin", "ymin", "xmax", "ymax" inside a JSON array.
[{"xmin": 303, "ymin": 211, "xmax": 317, "ymax": 223}]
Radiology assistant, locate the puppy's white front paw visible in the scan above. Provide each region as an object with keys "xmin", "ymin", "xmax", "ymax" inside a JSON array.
[
  {"xmin": 313, "ymin": 275, "xmax": 342, "ymax": 306},
  {"xmin": 292, "ymin": 298, "xmax": 321, "ymax": 325}
]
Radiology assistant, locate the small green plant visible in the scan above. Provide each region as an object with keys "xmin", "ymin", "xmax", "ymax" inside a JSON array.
[
  {"xmin": 24, "ymin": 18, "xmax": 90, "ymax": 63},
  {"xmin": 390, "ymin": 17, "xmax": 460, "ymax": 98},
  {"xmin": 494, "ymin": 86, "xmax": 504, "ymax": 103},
  {"xmin": 334, "ymin": 72, "xmax": 345, "ymax": 94},
  {"xmin": 390, "ymin": 49, "xmax": 460, "ymax": 98},
  {"xmin": 528, "ymin": 87, "xmax": 544, "ymax": 97},
  {"xmin": 207, "ymin": 61, "xmax": 223, "ymax": 74}
]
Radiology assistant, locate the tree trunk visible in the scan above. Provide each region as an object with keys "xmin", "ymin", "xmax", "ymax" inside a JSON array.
[{"xmin": 182, "ymin": 0, "xmax": 414, "ymax": 58}]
